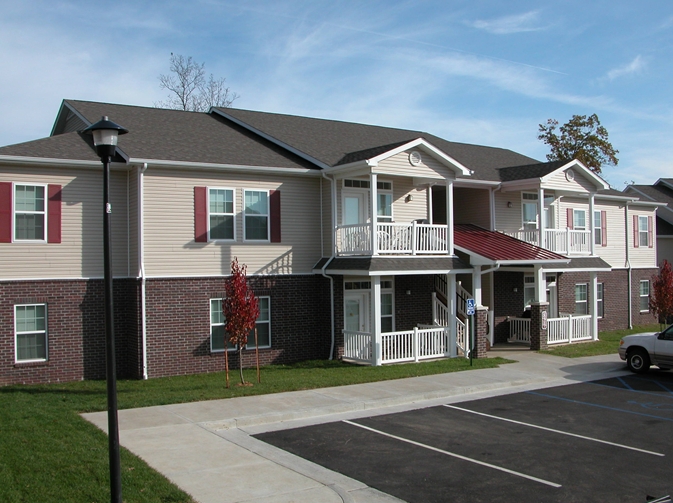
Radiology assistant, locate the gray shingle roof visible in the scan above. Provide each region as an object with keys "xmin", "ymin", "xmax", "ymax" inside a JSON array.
[
  {"xmin": 216, "ymin": 107, "xmax": 539, "ymax": 179},
  {"xmin": 497, "ymin": 160, "xmax": 569, "ymax": 182}
]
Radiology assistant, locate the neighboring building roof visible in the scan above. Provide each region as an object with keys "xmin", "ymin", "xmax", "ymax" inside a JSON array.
[
  {"xmin": 313, "ymin": 256, "xmax": 472, "ymax": 274},
  {"xmin": 214, "ymin": 107, "xmax": 539, "ymax": 178},
  {"xmin": 625, "ymin": 182, "xmax": 673, "ymax": 225},
  {"xmin": 497, "ymin": 160, "xmax": 568, "ymax": 181},
  {"xmin": 454, "ymin": 224, "xmax": 568, "ymax": 263}
]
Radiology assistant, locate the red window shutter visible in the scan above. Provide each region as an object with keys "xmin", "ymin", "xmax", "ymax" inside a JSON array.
[
  {"xmin": 567, "ymin": 208, "xmax": 573, "ymax": 229},
  {"xmin": 633, "ymin": 215, "xmax": 638, "ymax": 248},
  {"xmin": 194, "ymin": 187, "xmax": 208, "ymax": 243},
  {"xmin": 270, "ymin": 189, "xmax": 281, "ymax": 243},
  {"xmin": 648, "ymin": 215, "xmax": 653, "ymax": 248},
  {"xmin": 0, "ymin": 182, "xmax": 11, "ymax": 243},
  {"xmin": 601, "ymin": 210, "xmax": 607, "ymax": 247},
  {"xmin": 47, "ymin": 184, "xmax": 62, "ymax": 243}
]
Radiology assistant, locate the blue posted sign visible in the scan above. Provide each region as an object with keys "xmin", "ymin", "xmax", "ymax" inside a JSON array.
[{"xmin": 466, "ymin": 298, "xmax": 476, "ymax": 316}]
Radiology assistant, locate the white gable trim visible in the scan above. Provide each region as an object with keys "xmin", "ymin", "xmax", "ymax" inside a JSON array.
[
  {"xmin": 366, "ymin": 138, "xmax": 472, "ymax": 176},
  {"xmin": 540, "ymin": 160, "xmax": 610, "ymax": 190}
]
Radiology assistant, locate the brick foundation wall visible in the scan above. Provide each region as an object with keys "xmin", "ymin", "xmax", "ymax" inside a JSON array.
[
  {"xmin": 144, "ymin": 275, "xmax": 332, "ymax": 378},
  {"xmin": 0, "ymin": 278, "xmax": 140, "ymax": 386},
  {"xmin": 474, "ymin": 307, "xmax": 489, "ymax": 358}
]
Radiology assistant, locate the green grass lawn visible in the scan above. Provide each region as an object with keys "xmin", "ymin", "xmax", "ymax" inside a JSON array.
[
  {"xmin": 539, "ymin": 323, "xmax": 663, "ymax": 358},
  {"xmin": 0, "ymin": 356, "xmax": 510, "ymax": 503}
]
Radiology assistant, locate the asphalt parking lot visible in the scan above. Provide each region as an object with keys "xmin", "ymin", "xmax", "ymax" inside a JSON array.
[{"xmin": 255, "ymin": 372, "xmax": 673, "ymax": 502}]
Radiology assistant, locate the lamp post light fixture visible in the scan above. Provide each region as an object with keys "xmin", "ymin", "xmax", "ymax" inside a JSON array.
[{"xmin": 82, "ymin": 116, "xmax": 128, "ymax": 503}]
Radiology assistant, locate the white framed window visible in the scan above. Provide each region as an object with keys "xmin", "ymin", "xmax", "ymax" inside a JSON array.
[
  {"xmin": 639, "ymin": 280, "xmax": 650, "ymax": 312},
  {"xmin": 522, "ymin": 193, "xmax": 538, "ymax": 231},
  {"xmin": 244, "ymin": 190, "xmax": 269, "ymax": 241},
  {"xmin": 343, "ymin": 179, "xmax": 370, "ymax": 189},
  {"xmin": 247, "ymin": 297, "xmax": 271, "ymax": 349},
  {"xmin": 15, "ymin": 304, "xmax": 47, "ymax": 362},
  {"xmin": 638, "ymin": 216, "xmax": 649, "ymax": 248},
  {"xmin": 14, "ymin": 184, "xmax": 46, "ymax": 241},
  {"xmin": 573, "ymin": 209, "xmax": 587, "ymax": 230},
  {"xmin": 594, "ymin": 211, "xmax": 602, "ymax": 246},
  {"xmin": 377, "ymin": 181, "xmax": 393, "ymax": 222},
  {"xmin": 210, "ymin": 298, "xmax": 234, "ymax": 352},
  {"xmin": 380, "ymin": 277, "xmax": 394, "ymax": 333},
  {"xmin": 574, "ymin": 284, "xmax": 588, "ymax": 315},
  {"xmin": 597, "ymin": 283, "xmax": 604, "ymax": 318},
  {"xmin": 523, "ymin": 274, "xmax": 535, "ymax": 307},
  {"xmin": 208, "ymin": 188, "xmax": 235, "ymax": 241},
  {"xmin": 344, "ymin": 280, "xmax": 371, "ymax": 290}
]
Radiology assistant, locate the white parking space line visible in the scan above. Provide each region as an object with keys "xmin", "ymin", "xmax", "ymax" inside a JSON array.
[
  {"xmin": 342, "ymin": 420, "xmax": 562, "ymax": 488},
  {"xmin": 443, "ymin": 404, "xmax": 664, "ymax": 457}
]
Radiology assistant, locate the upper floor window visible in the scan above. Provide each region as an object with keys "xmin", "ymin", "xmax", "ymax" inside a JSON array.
[
  {"xmin": 15, "ymin": 304, "xmax": 48, "ymax": 362},
  {"xmin": 638, "ymin": 215, "xmax": 649, "ymax": 247},
  {"xmin": 15, "ymin": 185, "xmax": 46, "ymax": 241},
  {"xmin": 377, "ymin": 181, "xmax": 393, "ymax": 222},
  {"xmin": 573, "ymin": 209, "xmax": 587, "ymax": 230},
  {"xmin": 244, "ymin": 190, "xmax": 269, "ymax": 241},
  {"xmin": 521, "ymin": 193, "xmax": 554, "ymax": 230},
  {"xmin": 209, "ymin": 188, "xmax": 235, "ymax": 240}
]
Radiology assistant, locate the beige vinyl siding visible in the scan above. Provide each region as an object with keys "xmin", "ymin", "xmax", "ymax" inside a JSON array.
[
  {"xmin": 454, "ymin": 187, "xmax": 490, "ymax": 228},
  {"xmin": 321, "ymin": 176, "xmax": 334, "ymax": 257},
  {"xmin": 0, "ymin": 166, "xmax": 129, "ymax": 279},
  {"xmin": 390, "ymin": 177, "xmax": 428, "ymax": 224},
  {"xmin": 376, "ymin": 150, "xmax": 457, "ymax": 180},
  {"xmin": 493, "ymin": 190, "xmax": 524, "ymax": 232},
  {"xmin": 142, "ymin": 169, "xmax": 322, "ymax": 277},
  {"xmin": 593, "ymin": 201, "xmax": 626, "ymax": 267},
  {"xmin": 627, "ymin": 206, "xmax": 657, "ymax": 268},
  {"xmin": 128, "ymin": 167, "xmax": 139, "ymax": 277},
  {"xmin": 543, "ymin": 169, "xmax": 596, "ymax": 193}
]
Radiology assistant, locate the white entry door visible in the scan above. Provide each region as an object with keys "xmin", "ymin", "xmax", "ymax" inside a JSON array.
[
  {"xmin": 345, "ymin": 293, "xmax": 370, "ymax": 333},
  {"xmin": 343, "ymin": 192, "xmax": 367, "ymax": 226}
]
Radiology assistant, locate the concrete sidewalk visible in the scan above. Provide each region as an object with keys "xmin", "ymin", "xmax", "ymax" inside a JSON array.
[{"xmin": 83, "ymin": 351, "xmax": 630, "ymax": 503}]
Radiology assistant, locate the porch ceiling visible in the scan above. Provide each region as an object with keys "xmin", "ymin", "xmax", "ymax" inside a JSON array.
[
  {"xmin": 313, "ymin": 256, "xmax": 473, "ymax": 275},
  {"xmin": 542, "ymin": 256, "xmax": 612, "ymax": 273},
  {"xmin": 454, "ymin": 224, "xmax": 569, "ymax": 264}
]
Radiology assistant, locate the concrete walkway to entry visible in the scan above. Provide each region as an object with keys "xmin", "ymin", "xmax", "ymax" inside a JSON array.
[{"xmin": 82, "ymin": 350, "xmax": 631, "ymax": 503}]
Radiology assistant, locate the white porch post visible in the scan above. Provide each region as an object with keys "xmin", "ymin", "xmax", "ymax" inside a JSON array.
[
  {"xmin": 534, "ymin": 265, "xmax": 546, "ymax": 303},
  {"xmin": 446, "ymin": 179, "xmax": 454, "ymax": 255},
  {"xmin": 428, "ymin": 186, "xmax": 433, "ymax": 224},
  {"xmin": 538, "ymin": 187, "xmax": 545, "ymax": 248},
  {"xmin": 372, "ymin": 275, "xmax": 382, "ymax": 365},
  {"xmin": 448, "ymin": 273, "xmax": 457, "ymax": 349},
  {"xmin": 370, "ymin": 173, "xmax": 378, "ymax": 255},
  {"xmin": 472, "ymin": 266, "xmax": 482, "ymax": 307},
  {"xmin": 590, "ymin": 271, "xmax": 598, "ymax": 340},
  {"xmin": 589, "ymin": 193, "xmax": 596, "ymax": 256}
]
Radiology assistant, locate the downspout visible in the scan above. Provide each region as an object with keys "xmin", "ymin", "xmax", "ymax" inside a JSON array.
[
  {"xmin": 625, "ymin": 202, "xmax": 632, "ymax": 329},
  {"xmin": 321, "ymin": 172, "xmax": 337, "ymax": 360},
  {"xmin": 138, "ymin": 163, "xmax": 149, "ymax": 379}
]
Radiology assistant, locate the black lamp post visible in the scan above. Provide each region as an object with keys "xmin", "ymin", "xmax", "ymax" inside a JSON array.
[{"xmin": 83, "ymin": 116, "xmax": 128, "ymax": 503}]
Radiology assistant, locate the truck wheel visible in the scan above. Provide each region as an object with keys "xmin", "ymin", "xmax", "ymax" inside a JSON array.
[{"xmin": 626, "ymin": 348, "xmax": 650, "ymax": 374}]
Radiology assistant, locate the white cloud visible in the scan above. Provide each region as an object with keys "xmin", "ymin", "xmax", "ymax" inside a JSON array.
[
  {"xmin": 468, "ymin": 10, "xmax": 546, "ymax": 35},
  {"xmin": 606, "ymin": 55, "xmax": 646, "ymax": 81}
]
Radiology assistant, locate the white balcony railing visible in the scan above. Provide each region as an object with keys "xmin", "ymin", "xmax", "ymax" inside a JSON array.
[
  {"xmin": 503, "ymin": 228, "xmax": 592, "ymax": 255},
  {"xmin": 337, "ymin": 222, "xmax": 448, "ymax": 256}
]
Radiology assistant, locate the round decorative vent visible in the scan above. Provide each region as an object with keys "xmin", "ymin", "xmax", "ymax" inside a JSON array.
[
  {"xmin": 565, "ymin": 169, "xmax": 575, "ymax": 182},
  {"xmin": 409, "ymin": 151, "xmax": 422, "ymax": 166}
]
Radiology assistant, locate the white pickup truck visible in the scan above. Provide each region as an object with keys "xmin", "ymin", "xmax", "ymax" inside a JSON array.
[{"xmin": 619, "ymin": 324, "xmax": 673, "ymax": 373}]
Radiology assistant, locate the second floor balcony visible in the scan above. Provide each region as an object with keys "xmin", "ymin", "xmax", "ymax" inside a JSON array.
[
  {"xmin": 336, "ymin": 221, "xmax": 449, "ymax": 256},
  {"xmin": 503, "ymin": 228, "xmax": 592, "ymax": 255}
]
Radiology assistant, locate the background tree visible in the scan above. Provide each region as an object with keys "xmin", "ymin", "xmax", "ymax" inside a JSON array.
[
  {"xmin": 649, "ymin": 260, "xmax": 673, "ymax": 327},
  {"xmin": 538, "ymin": 114, "xmax": 619, "ymax": 175},
  {"xmin": 156, "ymin": 53, "xmax": 239, "ymax": 112},
  {"xmin": 223, "ymin": 258, "xmax": 259, "ymax": 386}
]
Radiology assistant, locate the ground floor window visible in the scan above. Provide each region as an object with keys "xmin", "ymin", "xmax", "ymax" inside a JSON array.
[
  {"xmin": 210, "ymin": 298, "xmax": 233, "ymax": 352},
  {"xmin": 639, "ymin": 280, "xmax": 650, "ymax": 312},
  {"xmin": 247, "ymin": 297, "xmax": 271, "ymax": 349},
  {"xmin": 597, "ymin": 283, "xmax": 604, "ymax": 318},
  {"xmin": 574, "ymin": 284, "xmax": 588, "ymax": 315},
  {"xmin": 15, "ymin": 304, "xmax": 47, "ymax": 362},
  {"xmin": 381, "ymin": 278, "xmax": 394, "ymax": 333},
  {"xmin": 523, "ymin": 274, "xmax": 535, "ymax": 308}
]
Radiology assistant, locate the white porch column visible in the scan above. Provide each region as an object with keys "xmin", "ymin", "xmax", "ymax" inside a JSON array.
[
  {"xmin": 538, "ymin": 187, "xmax": 545, "ymax": 248},
  {"xmin": 534, "ymin": 264, "xmax": 546, "ymax": 303},
  {"xmin": 428, "ymin": 186, "xmax": 433, "ymax": 224},
  {"xmin": 590, "ymin": 271, "xmax": 598, "ymax": 340},
  {"xmin": 446, "ymin": 179, "xmax": 454, "ymax": 255},
  {"xmin": 472, "ymin": 266, "xmax": 483, "ymax": 307},
  {"xmin": 370, "ymin": 173, "xmax": 378, "ymax": 255},
  {"xmin": 589, "ymin": 193, "xmax": 596, "ymax": 255},
  {"xmin": 372, "ymin": 275, "xmax": 382, "ymax": 365},
  {"xmin": 448, "ymin": 273, "xmax": 457, "ymax": 347}
]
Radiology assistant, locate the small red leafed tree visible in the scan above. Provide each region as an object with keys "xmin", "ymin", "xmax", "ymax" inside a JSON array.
[
  {"xmin": 223, "ymin": 258, "xmax": 259, "ymax": 386},
  {"xmin": 649, "ymin": 260, "xmax": 673, "ymax": 327}
]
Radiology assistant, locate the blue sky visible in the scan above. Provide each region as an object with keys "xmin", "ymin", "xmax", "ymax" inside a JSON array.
[{"xmin": 1, "ymin": 0, "xmax": 671, "ymax": 187}]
